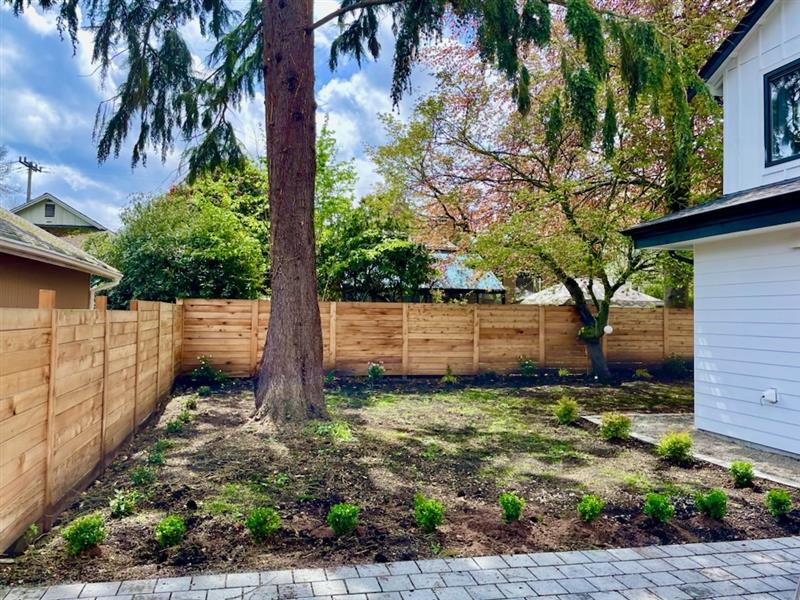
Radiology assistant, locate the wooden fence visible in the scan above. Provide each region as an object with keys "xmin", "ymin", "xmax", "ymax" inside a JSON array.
[
  {"xmin": 182, "ymin": 300, "xmax": 693, "ymax": 377},
  {"xmin": 0, "ymin": 299, "xmax": 183, "ymax": 552}
]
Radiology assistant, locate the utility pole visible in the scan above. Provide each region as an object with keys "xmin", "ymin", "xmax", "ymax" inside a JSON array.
[{"xmin": 18, "ymin": 156, "xmax": 43, "ymax": 203}]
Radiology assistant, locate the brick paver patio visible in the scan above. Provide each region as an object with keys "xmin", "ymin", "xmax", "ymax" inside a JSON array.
[{"xmin": 4, "ymin": 537, "xmax": 799, "ymax": 600}]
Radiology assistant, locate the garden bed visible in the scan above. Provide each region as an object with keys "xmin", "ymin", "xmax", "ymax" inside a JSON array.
[{"xmin": 3, "ymin": 375, "xmax": 798, "ymax": 585}]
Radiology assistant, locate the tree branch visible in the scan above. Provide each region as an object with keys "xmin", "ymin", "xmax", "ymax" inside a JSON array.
[{"xmin": 310, "ymin": 0, "xmax": 403, "ymax": 30}]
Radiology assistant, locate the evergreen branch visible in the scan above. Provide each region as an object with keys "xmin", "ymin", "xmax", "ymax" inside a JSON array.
[{"xmin": 310, "ymin": 0, "xmax": 403, "ymax": 30}]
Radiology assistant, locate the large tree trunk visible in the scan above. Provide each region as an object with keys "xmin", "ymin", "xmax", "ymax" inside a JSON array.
[
  {"xmin": 561, "ymin": 277, "xmax": 611, "ymax": 379},
  {"xmin": 255, "ymin": 0, "xmax": 326, "ymax": 422}
]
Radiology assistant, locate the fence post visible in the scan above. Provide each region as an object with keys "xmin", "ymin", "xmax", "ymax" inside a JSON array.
[
  {"xmin": 43, "ymin": 295, "xmax": 58, "ymax": 526},
  {"xmin": 402, "ymin": 303, "xmax": 409, "ymax": 375},
  {"xmin": 175, "ymin": 299, "xmax": 183, "ymax": 376},
  {"xmin": 329, "ymin": 302, "xmax": 337, "ymax": 371},
  {"xmin": 663, "ymin": 306, "xmax": 670, "ymax": 358},
  {"xmin": 155, "ymin": 303, "xmax": 162, "ymax": 402},
  {"xmin": 538, "ymin": 305, "xmax": 546, "ymax": 367},
  {"xmin": 98, "ymin": 298, "xmax": 110, "ymax": 466},
  {"xmin": 38, "ymin": 289, "xmax": 56, "ymax": 309},
  {"xmin": 472, "ymin": 305, "xmax": 480, "ymax": 374},
  {"xmin": 250, "ymin": 300, "xmax": 260, "ymax": 375},
  {"xmin": 130, "ymin": 300, "xmax": 140, "ymax": 434}
]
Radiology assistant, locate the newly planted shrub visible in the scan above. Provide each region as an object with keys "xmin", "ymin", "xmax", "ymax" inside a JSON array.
[
  {"xmin": 327, "ymin": 503, "xmax": 360, "ymax": 536},
  {"xmin": 765, "ymin": 489, "xmax": 792, "ymax": 518},
  {"xmin": 599, "ymin": 412, "xmax": 632, "ymax": 441},
  {"xmin": 662, "ymin": 355, "xmax": 689, "ymax": 378},
  {"xmin": 109, "ymin": 490, "xmax": 139, "ymax": 518},
  {"xmin": 189, "ymin": 355, "xmax": 227, "ymax": 386},
  {"xmin": 553, "ymin": 397, "xmax": 580, "ymax": 426},
  {"xmin": 656, "ymin": 432, "xmax": 693, "ymax": 464},
  {"xmin": 197, "ymin": 385, "xmax": 212, "ymax": 397},
  {"xmin": 643, "ymin": 493, "xmax": 675, "ymax": 524},
  {"xmin": 414, "ymin": 493, "xmax": 444, "ymax": 532},
  {"xmin": 184, "ymin": 397, "xmax": 198, "ymax": 410},
  {"xmin": 518, "ymin": 357, "xmax": 536, "ymax": 377},
  {"xmin": 366, "ymin": 362, "xmax": 385, "ymax": 383},
  {"xmin": 130, "ymin": 466, "xmax": 157, "ymax": 487},
  {"xmin": 498, "ymin": 492, "xmax": 525, "ymax": 523},
  {"xmin": 695, "ymin": 489, "xmax": 728, "ymax": 520},
  {"xmin": 62, "ymin": 514, "xmax": 106, "ymax": 555},
  {"xmin": 440, "ymin": 365, "xmax": 458, "ymax": 384},
  {"xmin": 153, "ymin": 439, "xmax": 174, "ymax": 453},
  {"xmin": 155, "ymin": 515, "xmax": 187, "ymax": 547},
  {"xmin": 557, "ymin": 367, "xmax": 570, "ymax": 377},
  {"xmin": 577, "ymin": 495, "xmax": 605, "ymax": 523},
  {"xmin": 177, "ymin": 409, "xmax": 193, "ymax": 423},
  {"xmin": 147, "ymin": 449, "xmax": 165, "ymax": 465},
  {"xmin": 730, "ymin": 461, "xmax": 755, "ymax": 488},
  {"xmin": 245, "ymin": 507, "xmax": 282, "ymax": 542},
  {"xmin": 166, "ymin": 418, "xmax": 184, "ymax": 434},
  {"xmin": 633, "ymin": 368, "xmax": 652, "ymax": 379}
]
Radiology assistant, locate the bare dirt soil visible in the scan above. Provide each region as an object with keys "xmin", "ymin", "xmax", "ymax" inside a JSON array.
[{"xmin": 3, "ymin": 375, "xmax": 799, "ymax": 585}]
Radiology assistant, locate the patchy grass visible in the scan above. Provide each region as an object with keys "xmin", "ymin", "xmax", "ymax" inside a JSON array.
[{"xmin": 4, "ymin": 377, "xmax": 798, "ymax": 585}]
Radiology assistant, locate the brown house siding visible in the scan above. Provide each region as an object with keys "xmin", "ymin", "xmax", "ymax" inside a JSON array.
[{"xmin": 0, "ymin": 253, "xmax": 91, "ymax": 308}]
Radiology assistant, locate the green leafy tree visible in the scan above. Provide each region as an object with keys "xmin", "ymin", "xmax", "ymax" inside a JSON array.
[
  {"xmin": 10, "ymin": 0, "xmax": 707, "ymax": 418},
  {"xmin": 86, "ymin": 192, "xmax": 266, "ymax": 307},
  {"xmin": 317, "ymin": 198, "xmax": 435, "ymax": 301}
]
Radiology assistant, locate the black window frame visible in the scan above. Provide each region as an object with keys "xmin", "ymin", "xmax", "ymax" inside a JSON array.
[
  {"xmin": 44, "ymin": 203, "xmax": 56, "ymax": 218},
  {"xmin": 764, "ymin": 56, "xmax": 800, "ymax": 168}
]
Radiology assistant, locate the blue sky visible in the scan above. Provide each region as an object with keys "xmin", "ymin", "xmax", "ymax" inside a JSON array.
[{"xmin": 0, "ymin": 1, "xmax": 430, "ymax": 230}]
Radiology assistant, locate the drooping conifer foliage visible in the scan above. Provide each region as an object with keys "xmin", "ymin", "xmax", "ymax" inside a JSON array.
[{"xmin": 5, "ymin": 0, "xmax": 709, "ymax": 417}]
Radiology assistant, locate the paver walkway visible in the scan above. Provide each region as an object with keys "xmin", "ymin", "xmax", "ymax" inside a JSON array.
[
  {"xmin": 583, "ymin": 413, "xmax": 800, "ymax": 489},
  {"xmin": 4, "ymin": 537, "xmax": 799, "ymax": 600}
]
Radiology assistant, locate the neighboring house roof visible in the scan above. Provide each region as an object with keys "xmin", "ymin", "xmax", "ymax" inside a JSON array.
[
  {"xmin": 624, "ymin": 176, "xmax": 800, "ymax": 249},
  {"xmin": 0, "ymin": 207, "xmax": 121, "ymax": 280},
  {"xmin": 423, "ymin": 251, "xmax": 505, "ymax": 292},
  {"xmin": 10, "ymin": 192, "xmax": 108, "ymax": 231},
  {"xmin": 519, "ymin": 279, "xmax": 663, "ymax": 307},
  {"xmin": 698, "ymin": 0, "xmax": 773, "ymax": 83}
]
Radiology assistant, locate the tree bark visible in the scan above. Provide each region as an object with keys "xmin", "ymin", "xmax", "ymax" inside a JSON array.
[
  {"xmin": 561, "ymin": 277, "xmax": 611, "ymax": 379},
  {"xmin": 255, "ymin": 0, "xmax": 326, "ymax": 422}
]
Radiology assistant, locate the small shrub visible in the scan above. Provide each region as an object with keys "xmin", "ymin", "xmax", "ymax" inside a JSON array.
[
  {"xmin": 166, "ymin": 418, "xmax": 184, "ymax": 434},
  {"xmin": 554, "ymin": 397, "xmax": 580, "ymax": 426},
  {"xmin": 324, "ymin": 371, "xmax": 336, "ymax": 386},
  {"xmin": 109, "ymin": 490, "xmax": 139, "ymax": 518},
  {"xmin": 130, "ymin": 466, "xmax": 157, "ymax": 487},
  {"xmin": 177, "ymin": 409, "xmax": 193, "ymax": 424},
  {"xmin": 184, "ymin": 397, "xmax": 197, "ymax": 410},
  {"xmin": 326, "ymin": 503, "xmax": 360, "ymax": 536},
  {"xmin": 366, "ymin": 362, "xmax": 385, "ymax": 383},
  {"xmin": 730, "ymin": 461, "xmax": 755, "ymax": 488},
  {"xmin": 662, "ymin": 355, "xmax": 689, "ymax": 378},
  {"xmin": 245, "ymin": 507, "xmax": 282, "ymax": 542},
  {"xmin": 518, "ymin": 356, "xmax": 537, "ymax": 377},
  {"xmin": 765, "ymin": 489, "xmax": 792, "ymax": 518},
  {"xmin": 189, "ymin": 355, "xmax": 227, "ymax": 386},
  {"xmin": 153, "ymin": 438, "xmax": 174, "ymax": 453},
  {"xmin": 634, "ymin": 368, "xmax": 652, "ymax": 379},
  {"xmin": 197, "ymin": 385, "xmax": 212, "ymax": 397},
  {"xmin": 557, "ymin": 367, "xmax": 570, "ymax": 377},
  {"xmin": 599, "ymin": 412, "xmax": 632, "ymax": 441},
  {"xmin": 643, "ymin": 493, "xmax": 675, "ymax": 524},
  {"xmin": 577, "ymin": 495, "xmax": 605, "ymax": 523},
  {"xmin": 498, "ymin": 492, "xmax": 525, "ymax": 523},
  {"xmin": 440, "ymin": 365, "xmax": 458, "ymax": 385},
  {"xmin": 656, "ymin": 431, "xmax": 693, "ymax": 464},
  {"xmin": 155, "ymin": 515, "xmax": 187, "ymax": 547},
  {"xmin": 23, "ymin": 523, "xmax": 40, "ymax": 545},
  {"xmin": 414, "ymin": 493, "xmax": 444, "ymax": 532},
  {"xmin": 62, "ymin": 513, "xmax": 106, "ymax": 555},
  {"xmin": 695, "ymin": 489, "xmax": 728, "ymax": 520},
  {"xmin": 147, "ymin": 449, "xmax": 165, "ymax": 465}
]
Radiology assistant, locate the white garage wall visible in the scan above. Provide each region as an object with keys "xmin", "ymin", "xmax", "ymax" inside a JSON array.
[
  {"xmin": 694, "ymin": 225, "xmax": 800, "ymax": 456},
  {"xmin": 720, "ymin": 0, "xmax": 800, "ymax": 194}
]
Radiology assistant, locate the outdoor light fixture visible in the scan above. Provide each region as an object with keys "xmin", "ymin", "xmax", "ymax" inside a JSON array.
[{"xmin": 604, "ymin": 325, "xmax": 614, "ymax": 335}]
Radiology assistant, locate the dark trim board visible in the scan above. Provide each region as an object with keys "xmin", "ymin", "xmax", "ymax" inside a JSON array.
[{"xmin": 624, "ymin": 183, "xmax": 800, "ymax": 249}]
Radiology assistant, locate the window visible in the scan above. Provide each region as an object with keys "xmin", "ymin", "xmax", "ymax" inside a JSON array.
[
  {"xmin": 44, "ymin": 203, "xmax": 56, "ymax": 218},
  {"xmin": 765, "ymin": 57, "xmax": 800, "ymax": 166}
]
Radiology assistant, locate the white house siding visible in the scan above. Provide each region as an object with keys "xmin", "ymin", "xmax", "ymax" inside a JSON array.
[
  {"xmin": 15, "ymin": 202, "xmax": 88, "ymax": 228},
  {"xmin": 693, "ymin": 225, "xmax": 800, "ymax": 455},
  {"xmin": 721, "ymin": 0, "xmax": 800, "ymax": 194}
]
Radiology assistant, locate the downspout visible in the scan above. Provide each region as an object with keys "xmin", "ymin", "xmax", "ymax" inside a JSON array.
[{"xmin": 90, "ymin": 278, "xmax": 121, "ymax": 308}]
